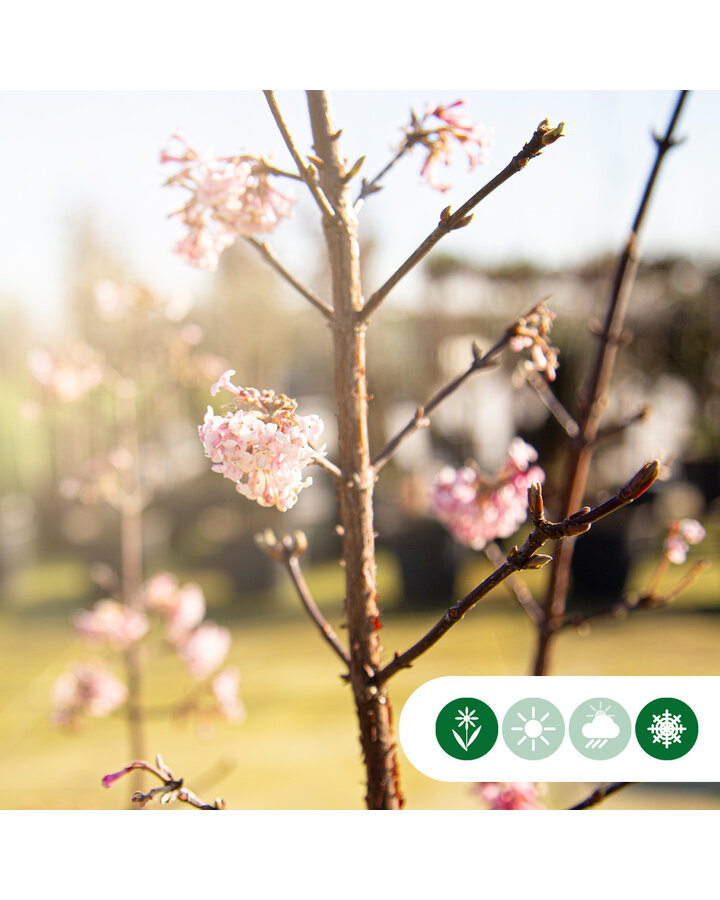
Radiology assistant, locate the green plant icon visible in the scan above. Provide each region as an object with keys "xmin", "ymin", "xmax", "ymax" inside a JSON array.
[
  {"xmin": 435, "ymin": 697, "xmax": 498, "ymax": 760},
  {"xmin": 635, "ymin": 697, "xmax": 699, "ymax": 760}
]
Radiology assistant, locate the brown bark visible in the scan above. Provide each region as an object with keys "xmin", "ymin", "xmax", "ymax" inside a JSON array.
[{"xmin": 306, "ymin": 91, "xmax": 401, "ymax": 809}]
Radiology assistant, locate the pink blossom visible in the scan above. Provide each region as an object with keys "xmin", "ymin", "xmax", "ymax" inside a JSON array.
[
  {"xmin": 400, "ymin": 100, "xmax": 492, "ymax": 192},
  {"xmin": 199, "ymin": 370, "xmax": 325, "ymax": 512},
  {"xmin": 165, "ymin": 584, "xmax": 207, "ymax": 644},
  {"xmin": 212, "ymin": 667, "xmax": 245, "ymax": 723},
  {"xmin": 431, "ymin": 439, "xmax": 544, "ymax": 551},
  {"xmin": 73, "ymin": 599, "xmax": 149, "ymax": 649},
  {"xmin": 140, "ymin": 572, "xmax": 206, "ymax": 643},
  {"xmin": 176, "ymin": 622, "xmax": 231, "ymax": 679},
  {"xmin": 28, "ymin": 344, "xmax": 104, "ymax": 402},
  {"xmin": 161, "ymin": 132, "xmax": 295, "ymax": 270},
  {"xmin": 51, "ymin": 662, "xmax": 127, "ymax": 727},
  {"xmin": 664, "ymin": 518, "xmax": 706, "ymax": 564},
  {"xmin": 476, "ymin": 782, "xmax": 545, "ymax": 810}
]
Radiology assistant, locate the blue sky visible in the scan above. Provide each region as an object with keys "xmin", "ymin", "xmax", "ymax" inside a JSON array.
[{"xmin": 1, "ymin": 90, "xmax": 717, "ymax": 332}]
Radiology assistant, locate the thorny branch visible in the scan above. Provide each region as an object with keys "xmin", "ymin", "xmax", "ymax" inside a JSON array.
[
  {"xmin": 360, "ymin": 119, "xmax": 564, "ymax": 322},
  {"xmin": 372, "ymin": 460, "xmax": 660, "ymax": 686},
  {"xmin": 244, "ymin": 237, "xmax": 333, "ymax": 319},
  {"xmin": 372, "ymin": 299, "xmax": 551, "ymax": 472}
]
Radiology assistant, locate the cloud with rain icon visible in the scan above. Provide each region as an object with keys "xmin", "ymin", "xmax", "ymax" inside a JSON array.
[{"xmin": 582, "ymin": 706, "xmax": 620, "ymax": 749}]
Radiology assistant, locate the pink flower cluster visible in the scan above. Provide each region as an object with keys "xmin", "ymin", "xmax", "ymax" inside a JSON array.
[
  {"xmin": 73, "ymin": 600, "xmax": 149, "ymax": 649},
  {"xmin": 509, "ymin": 303, "xmax": 559, "ymax": 382},
  {"xmin": 51, "ymin": 662, "xmax": 127, "ymax": 728},
  {"xmin": 664, "ymin": 518, "xmax": 706, "ymax": 564},
  {"xmin": 400, "ymin": 100, "xmax": 492, "ymax": 192},
  {"xmin": 476, "ymin": 782, "xmax": 545, "ymax": 810},
  {"xmin": 28, "ymin": 344, "xmax": 104, "ymax": 402},
  {"xmin": 199, "ymin": 370, "xmax": 325, "ymax": 512},
  {"xmin": 141, "ymin": 572, "xmax": 231, "ymax": 680},
  {"xmin": 431, "ymin": 439, "xmax": 545, "ymax": 551},
  {"xmin": 161, "ymin": 132, "xmax": 295, "ymax": 270}
]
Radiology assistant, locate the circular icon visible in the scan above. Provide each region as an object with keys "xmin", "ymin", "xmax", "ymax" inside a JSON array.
[
  {"xmin": 569, "ymin": 697, "xmax": 632, "ymax": 760},
  {"xmin": 635, "ymin": 697, "xmax": 698, "ymax": 760},
  {"xmin": 502, "ymin": 698, "xmax": 565, "ymax": 759},
  {"xmin": 435, "ymin": 697, "xmax": 498, "ymax": 760}
]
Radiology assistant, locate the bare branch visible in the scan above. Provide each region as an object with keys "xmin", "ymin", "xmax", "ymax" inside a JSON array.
[
  {"xmin": 535, "ymin": 90, "xmax": 689, "ymax": 676},
  {"xmin": 570, "ymin": 782, "xmax": 634, "ymax": 810},
  {"xmin": 359, "ymin": 119, "xmax": 564, "ymax": 322},
  {"xmin": 524, "ymin": 369, "xmax": 580, "ymax": 438},
  {"xmin": 373, "ymin": 460, "xmax": 660, "ymax": 685},
  {"xmin": 484, "ymin": 541, "xmax": 543, "ymax": 626},
  {"xmin": 591, "ymin": 405, "xmax": 650, "ymax": 445},
  {"xmin": 255, "ymin": 530, "xmax": 350, "ymax": 668},
  {"xmin": 354, "ymin": 146, "xmax": 409, "ymax": 211},
  {"xmin": 309, "ymin": 451, "xmax": 343, "ymax": 481},
  {"xmin": 263, "ymin": 90, "xmax": 336, "ymax": 219},
  {"xmin": 372, "ymin": 299, "xmax": 550, "ymax": 473},
  {"xmin": 244, "ymin": 237, "xmax": 333, "ymax": 319}
]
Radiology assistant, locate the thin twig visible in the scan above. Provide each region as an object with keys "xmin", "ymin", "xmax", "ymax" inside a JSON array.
[
  {"xmin": 372, "ymin": 300, "xmax": 549, "ymax": 472},
  {"xmin": 285, "ymin": 556, "xmax": 351, "ymax": 667},
  {"xmin": 524, "ymin": 370, "xmax": 579, "ymax": 438},
  {"xmin": 243, "ymin": 236, "xmax": 333, "ymax": 319},
  {"xmin": 102, "ymin": 756, "xmax": 225, "ymax": 809},
  {"xmin": 360, "ymin": 119, "xmax": 564, "ymax": 322},
  {"xmin": 309, "ymin": 452, "xmax": 343, "ymax": 481},
  {"xmin": 591, "ymin": 406, "xmax": 650, "ymax": 445},
  {"xmin": 354, "ymin": 146, "xmax": 409, "ymax": 211},
  {"xmin": 373, "ymin": 460, "xmax": 659, "ymax": 685},
  {"xmin": 570, "ymin": 782, "xmax": 634, "ymax": 810},
  {"xmin": 484, "ymin": 541, "xmax": 544, "ymax": 626},
  {"xmin": 263, "ymin": 91, "xmax": 336, "ymax": 219}
]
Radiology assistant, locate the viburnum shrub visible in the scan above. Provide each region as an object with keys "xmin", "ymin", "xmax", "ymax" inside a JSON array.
[{"xmin": 50, "ymin": 90, "xmax": 708, "ymax": 811}]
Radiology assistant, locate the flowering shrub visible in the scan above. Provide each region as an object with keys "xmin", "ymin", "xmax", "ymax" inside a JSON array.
[
  {"xmin": 198, "ymin": 369, "xmax": 325, "ymax": 511},
  {"xmin": 431, "ymin": 439, "xmax": 545, "ymax": 550},
  {"xmin": 161, "ymin": 132, "xmax": 295, "ymax": 270}
]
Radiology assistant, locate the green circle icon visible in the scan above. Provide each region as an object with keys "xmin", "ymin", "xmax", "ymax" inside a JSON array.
[
  {"xmin": 435, "ymin": 697, "xmax": 498, "ymax": 760},
  {"xmin": 569, "ymin": 697, "xmax": 632, "ymax": 760},
  {"xmin": 502, "ymin": 698, "xmax": 565, "ymax": 759},
  {"xmin": 635, "ymin": 697, "xmax": 698, "ymax": 760}
]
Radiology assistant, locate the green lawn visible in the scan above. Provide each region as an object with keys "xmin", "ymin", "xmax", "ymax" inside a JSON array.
[{"xmin": 1, "ymin": 589, "xmax": 719, "ymax": 810}]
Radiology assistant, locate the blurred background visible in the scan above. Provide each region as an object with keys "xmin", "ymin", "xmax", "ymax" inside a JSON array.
[{"xmin": 0, "ymin": 90, "xmax": 718, "ymax": 810}]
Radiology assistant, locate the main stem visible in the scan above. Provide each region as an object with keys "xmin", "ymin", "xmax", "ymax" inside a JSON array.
[
  {"xmin": 306, "ymin": 91, "xmax": 401, "ymax": 809},
  {"xmin": 116, "ymin": 379, "xmax": 146, "ymax": 792},
  {"xmin": 533, "ymin": 90, "xmax": 688, "ymax": 675}
]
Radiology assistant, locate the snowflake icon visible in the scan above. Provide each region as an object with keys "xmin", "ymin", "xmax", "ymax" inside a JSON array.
[{"xmin": 648, "ymin": 708, "xmax": 687, "ymax": 749}]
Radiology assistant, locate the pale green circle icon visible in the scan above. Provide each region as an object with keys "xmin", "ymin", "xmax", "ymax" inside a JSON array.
[
  {"xmin": 502, "ymin": 698, "xmax": 565, "ymax": 759},
  {"xmin": 569, "ymin": 697, "xmax": 632, "ymax": 760}
]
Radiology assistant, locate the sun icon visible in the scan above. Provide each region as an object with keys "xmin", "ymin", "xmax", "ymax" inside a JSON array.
[
  {"xmin": 510, "ymin": 704, "xmax": 557, "ymax": 752},
  {"xmin": 501, "ymin": 697, "xmax": 566, "ymax": 759}
]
